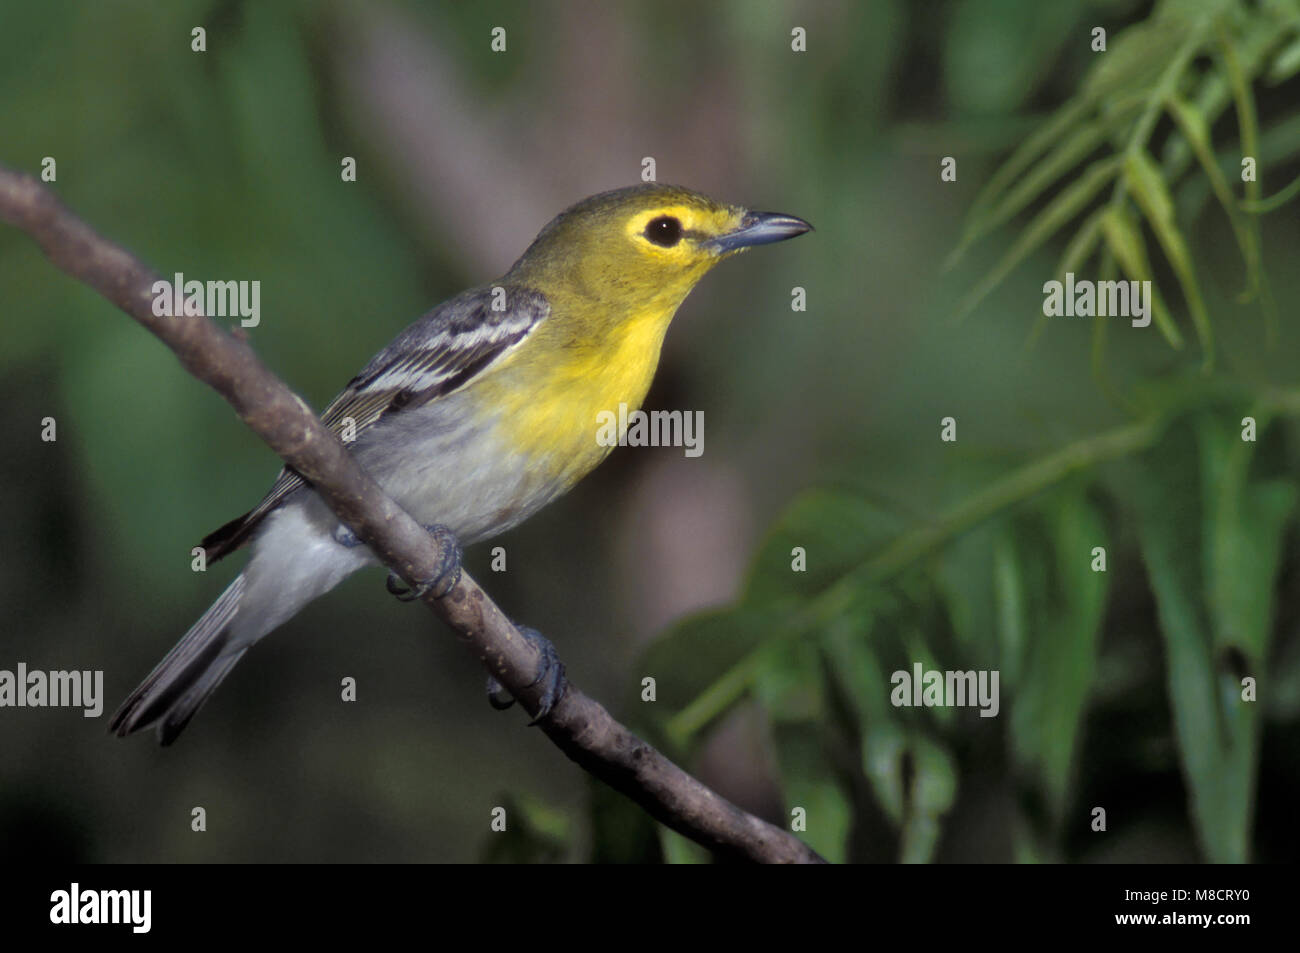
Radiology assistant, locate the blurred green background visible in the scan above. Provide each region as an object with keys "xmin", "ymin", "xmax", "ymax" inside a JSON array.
[{"xmin": 2, "ymin": 0, "xmax": 1298, "ymax": 863}]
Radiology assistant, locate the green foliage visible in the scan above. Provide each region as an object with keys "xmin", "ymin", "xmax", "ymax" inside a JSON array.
[
  {"xmin": 628, "ymin": 0, "xmax": 1300, "ymax": 863},
  {"xmin": 1128, "ymin": 418, "xmax": 1295, "ymax": 862},
  {"xmin": 641, "ymin": 389, "xmax": 1299, "ymax": 861},
  {"xmin": 951, "ymin": 0, "xmax": 1300, "ymax": 371},
  {"xmin": 1007, "ymin": 490, "xmax": 1107, "ymax": 828},
  {"xmin": 755, "ymin": 637, "xmax": 853, "ymax": 862}
]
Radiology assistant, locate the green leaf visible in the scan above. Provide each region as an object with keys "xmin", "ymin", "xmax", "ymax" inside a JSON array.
[
  {"xmin": 1158, "ymin": 70, "xmax": 1231, "ymax": 184},
  {"xmin": 743, "ymin": 490, "xmax": 905, "ymax": 607},
  {"xmin": 963, "ymin": 98, "xmax": 1091, "ymax": 233},
  {"xmin": 1215, "ymin": 22, "xmax": 1271, "ymax": 335},
  {"xmin": 1264, "ymin": 33, "xmax": 1300, "ymax": 85},
  {"xmin": 1098, "ymin": 204, "xmax": 1184, "ymax": 349},
  {"xmin": 1025, "ymin": 207, "xmax": 1105, "ymax": 358},
  {"xmin": 1239, "ymin": 169, "xmax": 1300, "ymax": 213},
  {"xmin": 1128, "ymin": 415, "xmax": 1290, "ymax": 863},
  {"xmin": 1123, "ymin": 150, "xmax": 1215, "ymax": 368},
  {"xmin": 1132, "ymin": 425, "xmax": 1234, "ymax": 860},
  {"xmin": 950, "ymin": 120, "xmax": 1112, "ymax": 268},
  {"xmin": 1164, "ymin": 95, "xmax": 1261, "ymax": 299},
  {"xmin": 900, "ymin": 626, "xmax": 955, "ymax": 730},
  {"xmin": 824, "ymin": 615, "xmax": 957, "ymax": 863},
  {"xmin": 862, "ymin": 721, "xmax": 909, "ymax": 826},
  {"xmin": 900, "ymin": 735, "xmax": 959, "ymax": 864},
  {"xmin": 821, "ymin": 611, "xmax": 887, "ymax": 724},
  {"xmin": 937, "ymin": 521, "xmax": 1003, "ymax": 658},
  {"xmin": 754, "ymin": 634, "xmax": 826, "ymax": 722},
  {"xmin": 1082, "ymin": 15, "xmax": 1193, "ymax": 102},
  {"xmin": 1218, "ymin": 23, "xmax": 1261, "ymax": 200},
  {"xmin": 820, "ymin": 617, "xmax": 932, "ymax": 851},
  {"xmin": 755, "ymin": 639, "xmax": 851, "ymax": 863},
  {"xmin": 1197, "ymin": 416, "xmax": 1297, "ymax": 661},
  {"xmin": 1010, "ymin": 490, "xmax": 1108, "ymax": 824},
  {"xmin": 956, "ymin": 157, "xmax": 1121, "ymax": 321}
]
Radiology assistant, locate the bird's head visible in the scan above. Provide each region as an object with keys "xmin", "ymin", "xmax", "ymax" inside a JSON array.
[{"xmin": 506, "ymin": 184, "xmax": 812, "ymax": 313}]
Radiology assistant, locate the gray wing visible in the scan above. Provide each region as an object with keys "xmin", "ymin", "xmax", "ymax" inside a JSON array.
[{"xmin": 200, "ymin": 285, "xmax": 549, "ymax": 560}]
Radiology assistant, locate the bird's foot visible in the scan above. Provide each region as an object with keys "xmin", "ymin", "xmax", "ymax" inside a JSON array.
[
  {"xmin": 486, "ymin": 626, "xmax": 567, "ymax": 725},
  {"xmin": 332, "ymin": 524, "xmax": 363, "ymax": 548},
  {"xmin": 382, "ymin": 524, "xmax": 463, "ymax": 601}
]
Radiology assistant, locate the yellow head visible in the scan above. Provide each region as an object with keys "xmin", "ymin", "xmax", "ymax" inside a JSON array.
[
  {"xmin": 505, "ymin": 184, "xmax": 812, "ymax": 318},
  {"xmin": 488, "ymin": 185, "xmax": 811, "ymax": 486}
]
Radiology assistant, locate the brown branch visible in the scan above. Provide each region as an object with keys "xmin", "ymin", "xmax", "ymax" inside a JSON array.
[{"xmin": 0, "ymin": 165, "xmax": 824, "ymax": 864}]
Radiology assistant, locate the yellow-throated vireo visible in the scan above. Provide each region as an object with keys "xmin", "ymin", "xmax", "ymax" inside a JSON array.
[{"xmin": 110, "ymin": 183, "xmax": 811, "ymax": 744}]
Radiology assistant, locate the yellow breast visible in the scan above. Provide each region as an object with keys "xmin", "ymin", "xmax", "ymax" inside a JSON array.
[{"xmin": 483, "ymin": 303, "xmax": 675, "ymax": 488}]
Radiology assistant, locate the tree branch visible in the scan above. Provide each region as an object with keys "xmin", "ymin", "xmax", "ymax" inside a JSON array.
[{"xmin": 0, "ymin": 164, "xmax": 824, "ymax": 864}]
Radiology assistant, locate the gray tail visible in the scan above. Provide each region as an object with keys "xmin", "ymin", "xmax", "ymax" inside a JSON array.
[{"xmin": 109, "ymin": 574, "xmax": 249, "ymax": 746}]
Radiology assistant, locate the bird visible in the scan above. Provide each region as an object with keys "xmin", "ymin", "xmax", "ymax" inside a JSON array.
[{"xmin": 109, "ymin": 183, "xmax": 812, "ymax": 745}]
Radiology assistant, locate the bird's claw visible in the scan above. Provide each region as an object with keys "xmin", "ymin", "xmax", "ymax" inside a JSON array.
[
  {"xmin": 333, "ymin": 525, "xmax": 361, "ymax": 548},
  {"xmin": 486, "ymin": 676, "xmax": 515, "ymax": 710},
  {"xmin": 384, "ymin": 524, "xmax": 462, "ymax": 601},
  {"xmin": 485, "ymin": 626, "xmax": 567, "ymax": 725}
]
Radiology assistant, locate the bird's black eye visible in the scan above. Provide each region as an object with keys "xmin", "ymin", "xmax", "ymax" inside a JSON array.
[{"xmin": 644, "ymin": 215, "xmax": 683, "ymax": 247}]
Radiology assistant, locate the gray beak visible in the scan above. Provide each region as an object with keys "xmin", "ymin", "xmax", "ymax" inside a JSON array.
[{"xmin": 705, "ymin": 211, "xmax": 813, "ymax": 254}]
